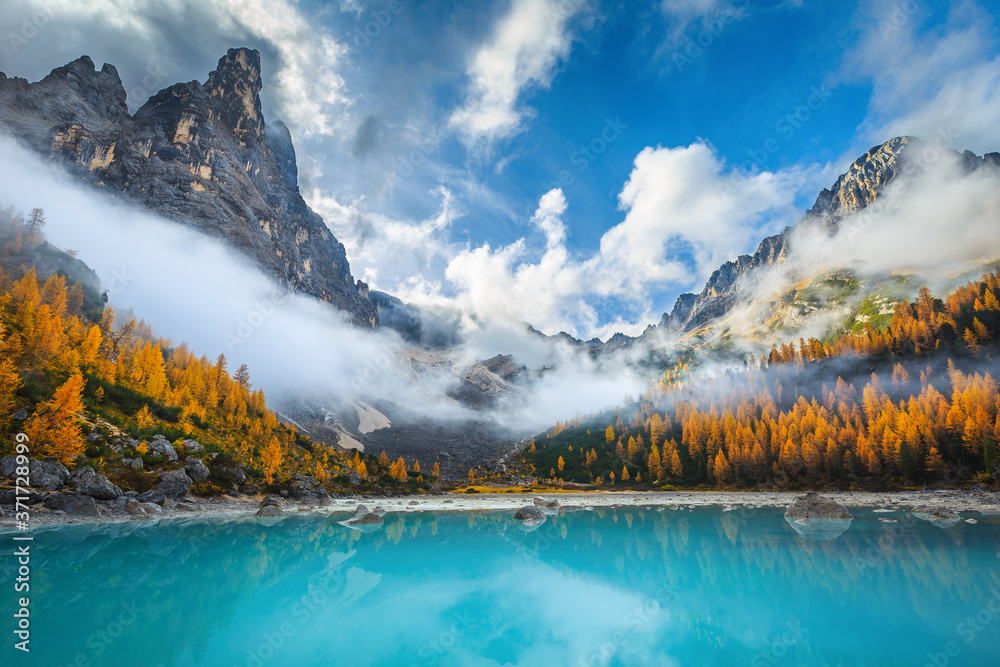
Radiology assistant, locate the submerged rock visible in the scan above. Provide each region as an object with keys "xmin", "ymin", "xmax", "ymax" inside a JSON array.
[
  {"xmin": 340, "ymin": 511, "xmax": 384, "ymax": 533},
  {"xmin": 784, "ymin": 492, "xmax": 853, "ymax": 542},
  {"xmin": 785, "ymin": 516, "xmax": 853, "ymax": 542},
  {"xmin": 514, "ymin": 505, "xmax": 546, "ymax": 521},
  {"xmin": 912, "ymin": 505, "xmax": 962, "ymax": 529},
  {"xmin": 514, "ymin": 505, "xmax": 549, "ymax": 530},
  {"xmin": 256, "ymin": 505, "xmax": 285, "ymax": 517},
  {"xmin": 256, "ymin": 505, "xmax": 287, "ymax": 526},
  {"xmin": 532, "ymin": 496, "xmax": 560, "ymax": 515}
]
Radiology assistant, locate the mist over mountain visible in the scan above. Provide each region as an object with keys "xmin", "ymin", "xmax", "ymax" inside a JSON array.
[
  {"xmin": 557, "ymin": 135, "xmax": 1000, "ymax": 356},
  {"xmin": 2, "ymin": 49, "xmax": 1000, "ymax": 474},
  {"xmin": 0, "ymin": 47, "xmax": 377, "ymax": 326}
]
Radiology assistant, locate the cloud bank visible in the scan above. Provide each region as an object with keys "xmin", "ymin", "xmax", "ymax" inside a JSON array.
[
  {"xmin": 0, "ymin": 137, "xmax": 642, "ymax": 432},
  {"xmin": 321, "ymin": 141, "xmax": 810, "ymax": 339}
]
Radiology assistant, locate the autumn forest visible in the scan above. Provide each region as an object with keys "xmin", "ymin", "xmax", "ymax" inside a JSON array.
[{"xmin": 526, "ymin": 269, "xmax": 1000, "ymax": 490}]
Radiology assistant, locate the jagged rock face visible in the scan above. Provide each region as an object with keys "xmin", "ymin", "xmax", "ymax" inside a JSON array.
[
  {"xmin": 805, "ymin": 136, "xmax": 915, "ymax": 225},
  {"xmin": 0, "ymin": 48, "xmax": 377, "ymax": 326},
  {"xmin": 653, "ymin": 136, "xmax": 955, "ymax": 336}
]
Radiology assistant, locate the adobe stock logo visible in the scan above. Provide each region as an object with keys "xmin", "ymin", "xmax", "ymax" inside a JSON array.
[
  {"xmin": 224, "ymin": 289, "xmax": 288, "ymax": 351},
  {"xmin": 738, "ymin": 85, "xmax": 832, "ymax": 172},
  {"xmin": 544, "ymin": 117, "xmax": 628, "ymax": 191},
  {"xmin": 348, "ymin": 0, "xmax": 405, "ymax": 51},
  {"xmin": 5, "ymin": 3, "xmax": 55, "ymax": 54}
]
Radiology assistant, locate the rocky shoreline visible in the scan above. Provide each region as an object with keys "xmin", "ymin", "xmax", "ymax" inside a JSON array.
[{"xmin": 2, "ymin": 488, "xmax": 998, "ymax": 529}]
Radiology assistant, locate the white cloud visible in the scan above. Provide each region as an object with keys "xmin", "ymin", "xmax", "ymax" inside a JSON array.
[
  {"xmin": 433, "ymin": 142, "xmax": 810, "ymax": 338},
  {"xmin": 0, "ymin": 0, "xmax": 349, "ymax": 137},
  {"xmin": 305, "ymin": 185, "xmax": 458, "ymax": 293},
  {"xmin": 843, "ymin": 0, "xmax": 1000, "ymax": 153},
  {"xmin": 593, "ymin": 142, "xmax": 806, "ymax": 293},
  {"xmin": 532, "ymin": 187, "xmax": 568, "ymax": 248},
  {"xmin": 448, "ymin": 0, "xmax": 584, "ymax": 147},
  {"xmin": 444, "ymin": 193, "xmax": 596, "ymax": 335}
]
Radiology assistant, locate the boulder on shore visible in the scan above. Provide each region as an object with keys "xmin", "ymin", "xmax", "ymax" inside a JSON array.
[
  {"xmin": 137, "ymin": 489, "xmax": 165, "ymax": 505},
  {"xmin": 124, "ymin": 497, "xmax": 148, "ymax": 516},
  {"xmin": 286, "ymin": 474, "xmax": 328, "ymax": 501},
  {"xmin": 212, "ymin": 463, "xmax": 247, "ymax": 485},
  {"xmin": 184, "ymin": 456, "xmax": 210, "ymax": 483},
  {"xmin": 71, "ymin": 466, "xmax": 123, "ymax": 500},
  {"xmin": 784, "ymin": 492, "xmax": 853, "ymax": 519},
  {"xmin": 157, "ymin": 469, "xmax": 192, "ymax": 497},
  {"xmin": 533, "ymin": 496, "xmax": 560, "ymax": 515},
  {"xmin": 259, "ymin": 494, "xmax": 287, "ymax": 510},
  {"xmin": 147, "ymin": 436, "xmax": 178, "ymax": 462},
  {"xmin": 0, "ymin": 488, "xmax": 48, "ymax": 505},
  {"xmin": 182, "ymin": 439, "xmax": 204, "ymax": 453},
  {"xmin": 43, "ymin": 493, "xmax": 100, "ymax": 516},
  {"xmin": 121, "ymin": 457, "xmax": 143, "ymax": 470},
  {"xmin": 140, "ymin": 502, "xmax": 163, "ymax": 515},
  {"xmin": 0, "ymin": 455, "xmax": 70, "ymax": 491}
]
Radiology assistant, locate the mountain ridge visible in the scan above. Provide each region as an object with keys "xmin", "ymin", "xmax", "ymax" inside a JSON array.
[
  {"xmin": 576, "ymin": 136, "xmax": 1000, "ymax": 350},
  {"xmin": 0, "ymin": 48, "xmax": 378, "ymax": 326}
]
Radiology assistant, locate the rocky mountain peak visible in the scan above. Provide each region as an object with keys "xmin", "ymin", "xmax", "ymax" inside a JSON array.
[
  {"xmin": 806, "ymin": 136, "xmax": 916, "ymax": 224},
  {"xmin": 0, "ymin": 49, "xmax": 378, "ymax": 326},
  {"xmin": 0, "ymin": 55, "xmax": 129, "ymax": 136},
  {"xmin": 204, "ymin": 47, "xmax": 264, "ymax": 145},
  {"xmin": 654, "ymin": 137, "xmax": 921, "ymax": 335}
]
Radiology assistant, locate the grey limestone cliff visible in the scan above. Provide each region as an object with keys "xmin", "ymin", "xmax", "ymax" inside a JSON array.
[{"xmin": 0, "ymin": 48, "xmax": 377, "ymax": 326}]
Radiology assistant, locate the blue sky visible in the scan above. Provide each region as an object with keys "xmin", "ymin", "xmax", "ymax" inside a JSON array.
[{"xmin": 2, "ymin": 0, "xmax": 1000, "ymax": 338}]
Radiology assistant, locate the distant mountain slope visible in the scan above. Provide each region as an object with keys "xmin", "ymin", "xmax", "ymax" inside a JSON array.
[
  {"xmin": 0, "ymin": 48, "xmax": 377, "ymax": 326},
  {"xmin": 576, "ymin": 137, "xmax": 1000, "ymax": 351}
]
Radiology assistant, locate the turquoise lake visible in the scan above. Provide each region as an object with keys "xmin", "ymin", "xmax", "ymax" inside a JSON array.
[{"xmin": 2, "ymin": 507, "xmax": 999, "ymax": 666}]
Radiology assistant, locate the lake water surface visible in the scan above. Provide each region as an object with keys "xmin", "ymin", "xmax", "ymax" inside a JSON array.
[{"xmin": 2, "ymin": 507, "xmax": 999, "ymax": 666}]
